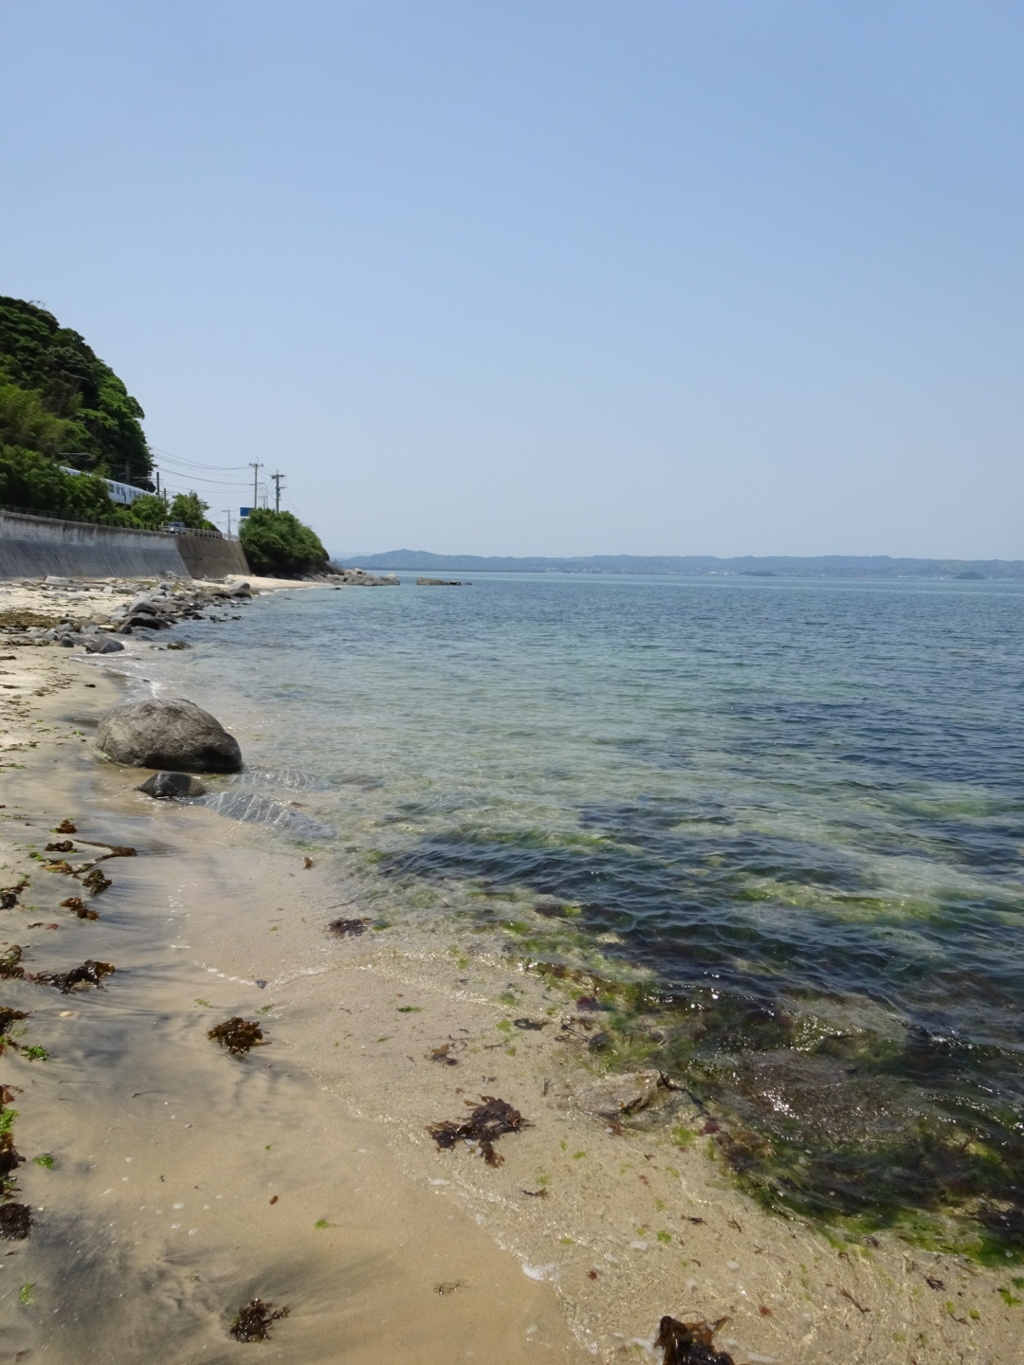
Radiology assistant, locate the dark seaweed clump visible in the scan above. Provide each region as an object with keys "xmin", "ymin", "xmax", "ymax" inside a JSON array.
[
  {"xmin": 60, "ymin": 896, "xmax": 98, "ymax": 920},
  {"xmin": 0, "ymin": 947, "xmax": 25, "ymax": 980},
  {"xmin": 0, "ymin": 879, "xmax": 28, "ymax": 910},
  {"xmin": 328, "ymin": 917, "xmax": 369, "ymax": 937},
  {"xmin": 0, "ymin": 1008, "xmax": 28, "ymax": 1041},
  {"xmin": 656, "ymin": 1315, "xmax": 735, "ymax": 1365},
  {"xmin": 0, "ymin": 1201, "xmax": 31, "ymax": 1240},
  {"xmin": 1, "ymin": 1085, "xmax": 24, "ymax": 1195},
  {"xmin": 208, "ymin": 1017, "xmax": 264, "ymax": 1056},
  {"xmin": 229, "ymin": 1298, "xmax": 290, "ymax": 1341},
  {"xmin": 429, "ymin": 1096, "xmax": 527, "ymax": 1167},
  {"xmin": 34, "ymin": 960, "xmax": 115, "ymax": 993}
]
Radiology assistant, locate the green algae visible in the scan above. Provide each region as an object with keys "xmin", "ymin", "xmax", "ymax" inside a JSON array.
[{"xmin": 501, "ymin": 920, "xmax": 1024, "ymax": 1264}]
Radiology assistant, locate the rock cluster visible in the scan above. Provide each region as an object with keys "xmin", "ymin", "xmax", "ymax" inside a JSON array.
[
  {"xmin": 0, "ymin": 577, "xmax": 253, "ymax": 647},
  {"xmin": 330, "ymin": 566, "xmax": 399, "ymax": 586}
]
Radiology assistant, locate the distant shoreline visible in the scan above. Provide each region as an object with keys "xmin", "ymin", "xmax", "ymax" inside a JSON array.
[{"xmin": 337, "ymin": 549, "xmax": 1024, "ymax": 579}]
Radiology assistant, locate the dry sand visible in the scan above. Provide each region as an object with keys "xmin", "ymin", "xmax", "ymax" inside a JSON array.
[{"xmin": 0, "ymin": 580, "xmax": 1021, "ymax": 1364}]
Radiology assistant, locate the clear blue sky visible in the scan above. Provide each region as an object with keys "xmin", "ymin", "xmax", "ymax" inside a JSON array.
[{"xmin": 3, "ymin": 1, "xmax": 1022, "ymax": 558}]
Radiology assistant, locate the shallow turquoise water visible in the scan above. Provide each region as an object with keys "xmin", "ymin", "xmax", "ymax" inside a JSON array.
[{"xmin": 137, "ymin": 573, "xmax": 1024, "ymax": 1248}]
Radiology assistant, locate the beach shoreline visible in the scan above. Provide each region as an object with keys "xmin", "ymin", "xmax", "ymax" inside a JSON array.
[{"xmin": 1, "ymin": 576, "xmax": 1020, "ymax": 1364}]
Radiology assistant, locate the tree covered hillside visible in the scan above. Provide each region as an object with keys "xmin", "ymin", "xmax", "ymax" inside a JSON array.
[{"xmin": 0, "ymin": 296, "xmax": 151, "ymax": 485}]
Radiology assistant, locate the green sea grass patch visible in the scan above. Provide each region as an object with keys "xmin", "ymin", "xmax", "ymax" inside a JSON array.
[
  {"xmin": 372, "ymin": 816, "xmax": 1024, "ymax": 1263},
  {"xmin": 508, "ymin": 946, "xmax": 1024, "ymax": 1263}
]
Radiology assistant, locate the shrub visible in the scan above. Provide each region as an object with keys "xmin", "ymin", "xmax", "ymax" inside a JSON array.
[{"xmin": 239, "ymin": 508, "xmax": 328, "ymax": 576}]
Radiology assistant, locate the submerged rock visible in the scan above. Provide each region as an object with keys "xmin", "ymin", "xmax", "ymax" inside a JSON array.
[
  {"xmin": 97, "ymin": 698, "xmax": 242, "ymax": 773},
  {"xmin": 195, "ymin": 788, "xmax": 334, "ymax": 839},
  {"xmin": 575, "ymin": 1070, "xmax": 672, "ymax": 1119},
  {"xmin": 137, "ymin": 771, "xmax": 209, "ymax": 799}
]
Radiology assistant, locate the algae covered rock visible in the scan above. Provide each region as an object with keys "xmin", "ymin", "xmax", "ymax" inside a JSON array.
[
  {"xmin": 97, "ymin": 698, "xmax": 242, "ymax": 773},
  {"xmin": 574, "ymin": 1070, "xmax": 671, "ymax": 1119}
]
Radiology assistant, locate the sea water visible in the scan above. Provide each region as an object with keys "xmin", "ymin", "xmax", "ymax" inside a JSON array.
[{"xmin": 121, "ymin": 573, "xmax": 1024, "ymax": 1251}]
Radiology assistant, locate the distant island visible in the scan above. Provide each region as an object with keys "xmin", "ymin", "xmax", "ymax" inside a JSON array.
[{"xmin": 337, "ymin": 550, "xmax": 1023, "ymax": 580}]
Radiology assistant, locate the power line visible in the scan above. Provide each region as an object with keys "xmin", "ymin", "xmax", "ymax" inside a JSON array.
[
  {"xmin": 149, "ymin": 446, "xmax": 250, "ymax": 471},
  {"xmin": 153, "ymin": 472, "xmax": 252, "ymax": 488}
]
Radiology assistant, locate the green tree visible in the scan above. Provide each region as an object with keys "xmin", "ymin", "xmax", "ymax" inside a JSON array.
[
  {"xmin": 0, "ymin": 383, "xmax": 74, "ymax": 454},
  {"xmin": 123, "ymin": 493, "xmax": 169, "ymax": 530},
  {"xmin": 0, "ymin": 297, "xmax": 151, "ymax": 484},
  {"xmin": 168, "ymin": 490, "xmax": 216, "ymax": 530},
  {"xmin": 239, "ymin": 508, "xmax": 328, "ymax": 576},
  {"xmin": 0, "ymin": 445, "xmax": 120, "ymax": 523}
]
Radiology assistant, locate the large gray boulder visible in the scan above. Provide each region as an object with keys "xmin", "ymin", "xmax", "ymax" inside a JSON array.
[
  {"xmin": 96, "ymin": 698, "xmax": 242, "ymax": 773},
  {"xmin": 84, "ymin": 635, "xmax": 125, "ymax": 654}
]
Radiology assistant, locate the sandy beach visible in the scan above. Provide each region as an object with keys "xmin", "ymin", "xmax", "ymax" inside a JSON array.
[{"xmin": 1, "ymin": 577, "xmax": 1020, "ymax": 1365}]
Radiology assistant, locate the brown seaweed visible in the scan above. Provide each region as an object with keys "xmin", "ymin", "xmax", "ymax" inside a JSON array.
[
  {"xmin": 428, "ymin": 1043, "xmax": 459, "ymax": 1065},
  {"xmin": 33, "ymin": 959, "xmax": 115, "ymax": 993},
  {"xmin": 0, "ymin": 1132, "xmax": 23, "ymax": 1182},
  {"xmin": 655, "ymin": 1315, "xmax": 736, "ymax": 1365},
  {"xmin": 0, "ymin": 1202, "xmax": 31, "ymax": 1240},
  {"xmin": 428, "ymin": 1095, "xmax": 527, "ymax": 1167},
  {"xmin": 229, "ymin": 1298, "xmax": 290, "ymax": 1341},
  {"xmin": 45, "ymin": 841, "xmax": 75, "ymax": 853},
  {"xmin": 0, "ymin": 1008, "xmax": 28, "ymax": 1038},
  {"xmin": 0, "ymin": 946, "xmax": 25, "ymax": 979},
  {"xmin": 53, "ymin": 820, "xmax": 76, "ymax": 834},
  {"xmin": 76, "ymin": 842, "xmax": 136, "ymax": 858},
  {"xmin": 208, "ymin": 1017, "xmax": 264, "ymax": 1055},
  {"xmin": 60, "ymin": 896, "xmax": 98, "ymax": 921},
  {"xmin": 81, "ymin": 868, "xmax": 112, "ymax": 895},
  {"xmin": 328, "ymin": 917, "xmax": 369, "ymax": 937},
  {"xmin": 0, "ymin": 878, "xmax": 28, "ymax": 910}
]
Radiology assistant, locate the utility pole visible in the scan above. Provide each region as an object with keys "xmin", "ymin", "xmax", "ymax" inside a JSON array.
[
  {"xmin": 155, "ymin": 471, "xmax": 161, "ymax": 497},
  {"xmin": 271, "ymin": 471, "xmax": 284, "ymax": 512},
  {"xmin": 249, "ymin": 461, "xmax": 261, "ymax": 509},
  {"xmin": 222, "ymin": 509, "xmax": 233, "ymax": 536}
]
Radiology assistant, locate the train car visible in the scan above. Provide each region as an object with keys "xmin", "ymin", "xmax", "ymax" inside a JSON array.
[{"xmin": 60, "ymin": 467, "xmax": 151, "ymax": 506}]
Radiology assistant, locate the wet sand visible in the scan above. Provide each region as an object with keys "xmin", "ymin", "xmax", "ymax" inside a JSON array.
[{"xmin": 1, "ymin": 590, "xmax": 1021, "ymax": 1364}]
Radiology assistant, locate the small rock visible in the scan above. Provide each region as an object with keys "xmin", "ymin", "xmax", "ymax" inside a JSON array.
[
  {"xmin": 119, "ymin": 614, "xmax": 171, "ymax": 631},
  {"xmin": 574, "ymin": 1070, "xmax": 671, "ymax": 1119},
  {"xmin": 137, "ymin": 771, "xmax": 208, "ymax": 799},
  {"xmin": 83, "ymin": 635, "xmax": 125, "ymax": 654}
]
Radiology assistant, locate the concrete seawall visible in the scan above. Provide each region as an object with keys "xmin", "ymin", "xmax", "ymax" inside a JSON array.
[
  {"xmin": 0, "ymin": 510, "xmax": 249, "ymax": 579},
  {"xmin": 170, "ymin": 532, "xmax": 249, "ymax": 579}
]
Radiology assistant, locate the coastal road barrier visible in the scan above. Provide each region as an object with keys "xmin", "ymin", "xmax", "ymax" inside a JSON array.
[{"xmin": 0, "ymin": 509, "xmax": 249, "ymax": 580}]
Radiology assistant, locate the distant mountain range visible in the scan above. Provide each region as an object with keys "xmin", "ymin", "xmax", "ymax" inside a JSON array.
[{"xmin": 336, "ymin": 550, "xmax": 1024, "ymax": 580}]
